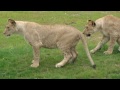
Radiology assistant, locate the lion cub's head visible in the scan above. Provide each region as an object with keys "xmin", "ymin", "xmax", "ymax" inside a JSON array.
[
  {"xmin": 83, "ymin": 20, "xmax": 96, "ymax": 37},
  {"xmin": 3, "ymin": 19, "xmax": 16, "ymax": 36}
]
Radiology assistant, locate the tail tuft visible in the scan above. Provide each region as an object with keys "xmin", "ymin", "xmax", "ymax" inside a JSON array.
[{"xmin": 92, "ymin": 64, "xmax": 96, "ymax": 69}]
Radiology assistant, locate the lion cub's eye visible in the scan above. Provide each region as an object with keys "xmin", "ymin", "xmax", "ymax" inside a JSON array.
[
  {"xmin": 85, "ymin": 26, "xmax": 88, "ymax": 29},
  {"xmin": 6, "ymin": 26, "xmax": 10, "ymax": 29},
  {"xmin": 7, "ymin": 27, "xmax": 9, "ymax": 29},
  {"xmin": 6, "ymin": 26, "xmax": 10, "ymax": 31}
]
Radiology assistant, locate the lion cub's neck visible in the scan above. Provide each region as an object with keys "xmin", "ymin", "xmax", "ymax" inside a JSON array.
[
  {"xmin": 15, "ymin": 21, "xmax": 27, "ymax": 35},
  {"xmin": 95, "ymin": 18, "xmax": 104, "ymax": 32}
]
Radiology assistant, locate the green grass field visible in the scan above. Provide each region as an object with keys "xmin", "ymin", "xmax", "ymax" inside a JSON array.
[{"xmin": 0, "ymin": 11, "xmax": 120, "ymax": 79}]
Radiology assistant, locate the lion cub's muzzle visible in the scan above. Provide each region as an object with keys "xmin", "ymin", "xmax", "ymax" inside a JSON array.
[
  {"xmin": 83, "ymin": 32, "xmax": 91, "ymax": 37},
  {"xmin": 3, "ymin": 32, "xmax": 11, "ymax": 36},
  {"xmin": 86, "ymin": 34, "xmax": 91, "ymax": 37}
]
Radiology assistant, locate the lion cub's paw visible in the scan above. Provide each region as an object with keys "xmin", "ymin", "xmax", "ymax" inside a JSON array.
[
  {"xmin": 104, "ymin": 51, "xmax": 112, "ymax": 55},
  {"xmin": 32, "ymin": 60, "xmax": 34, "ymax": 63},
  {"xmin": 90, "ymin": 49, "xmax": 95, "ymax": 54},
  {"xmin": 30, "ymin": 63, "xmax": 39, "ymax": 68},
  {"xmin": 55, "ymin": 63, "xmax": 64, "ymax": 68},
  {"xmin": 118, "ymin": 47, "xmax": 120, "ymax": 51}
]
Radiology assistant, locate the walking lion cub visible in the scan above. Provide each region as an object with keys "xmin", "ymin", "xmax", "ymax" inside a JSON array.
[
  {"xmin": 83, "ymin": 15, "xmax": 120, "ymax": 55},
  {"xmin": 3, "ymin": 19, "xmax": 96, "ymax": 68}
]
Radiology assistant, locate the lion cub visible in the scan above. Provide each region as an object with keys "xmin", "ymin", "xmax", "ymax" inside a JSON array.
[
  {"xmin": 83, "ymin": 15, "xmax": 120, "ymax": 55},
  {"xmin": 3, "ymin": 19, "xmax": 96, "ymax": 68}
]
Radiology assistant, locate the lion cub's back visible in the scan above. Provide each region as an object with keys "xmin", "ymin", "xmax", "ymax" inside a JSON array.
[
  {"xmin": 24, "ymin": 21, "xmax": 80, "ymax": 33},
  {"xmin": 40, "ymin": 24, "xmax": 79, "ymax": 32}
]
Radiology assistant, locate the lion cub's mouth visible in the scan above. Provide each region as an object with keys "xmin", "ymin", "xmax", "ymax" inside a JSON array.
[
  {"xmin": 86, "ymin": 34, "xmax": 91, "ymax": 37},
  {"xmin": 6, "ymin": 34, "xmax": 11, "ymax": 36}
]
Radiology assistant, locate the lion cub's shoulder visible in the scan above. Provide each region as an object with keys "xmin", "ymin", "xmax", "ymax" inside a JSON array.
[{"xmin": 104, "ymin": 15, "xmax": 120, "ymax": 20}]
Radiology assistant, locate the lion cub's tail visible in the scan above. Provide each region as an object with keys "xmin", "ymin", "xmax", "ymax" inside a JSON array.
[{"xmin": 80, "ymin": 33, "xmax": 96, "ymax": 69}]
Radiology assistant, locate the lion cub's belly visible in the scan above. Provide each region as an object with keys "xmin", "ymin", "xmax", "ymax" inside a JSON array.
[
  {"xmin": 42, "ymin": 37, "xmax": 58, "ymax": 49},
  {"xmin": 42, "ymin": 42, "xmax": 57, "ymax": 49}
]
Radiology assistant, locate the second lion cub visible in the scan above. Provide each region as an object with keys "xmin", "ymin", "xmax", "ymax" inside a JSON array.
[{"xmin": 83, "ymin": 15, "xmax": 120, "ymax": 55}]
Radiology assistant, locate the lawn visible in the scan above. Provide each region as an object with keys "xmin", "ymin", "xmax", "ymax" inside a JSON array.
[{"xmin": 0, "ymin": 11, "xmax": 120, "ymax": 79}]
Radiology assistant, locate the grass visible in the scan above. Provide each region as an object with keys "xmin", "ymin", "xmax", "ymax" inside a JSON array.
[{"xmin": 0, "ymin": 11, "xmax": 120, "ymax": 79}]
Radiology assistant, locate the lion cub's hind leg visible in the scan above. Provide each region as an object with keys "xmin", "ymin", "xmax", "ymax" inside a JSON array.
[
  {"xmin": 55, "ymin": 49, "xmax": 72, "ymax": 68},
  {"xmin": 68, "ymin": 48, "xmax": 78, "ymax": 63}
]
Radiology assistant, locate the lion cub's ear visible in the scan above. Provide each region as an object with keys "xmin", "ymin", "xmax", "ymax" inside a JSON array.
[
  {"xmin": 8, "ymin": 19, "xmax": 16, "ymax": 26},
  {"xmin": 88, "ymin": 20, "xmax": 92, "ymax": 22},
  {"xmin": 87, "ymin": 20, "xmax": 96, "ymax": 27}
]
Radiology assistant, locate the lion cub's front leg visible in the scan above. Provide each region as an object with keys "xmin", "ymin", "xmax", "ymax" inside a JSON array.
[
  {"xmin": 31, "ymin": 60, "xmax": 39, "ymax": 67},
  {"xmin": 30, "ymin": 46, "xmax": 40, "ymax": 68},
  {"xmin": 90, "ymin": 36, "xmax": 109, "ymax": 54}
]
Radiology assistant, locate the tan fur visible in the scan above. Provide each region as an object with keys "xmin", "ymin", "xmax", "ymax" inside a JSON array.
[
  {"xmin": 3, "ymin": 19, "xmax": 95, "ymax": 68},
  {"xmin": 83, "ymin": 15, "xmax": 120, "ymax": 54}
]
